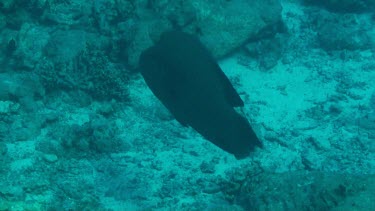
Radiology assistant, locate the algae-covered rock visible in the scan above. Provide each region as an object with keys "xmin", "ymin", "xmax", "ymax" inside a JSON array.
[
  {"xmin": 37, "ymin": 41, "xmax": 130, "ymax": 101},
  {"xmin": 0, "ymin": 0, "xmax": 16, "ymax": 12},
  {"xmin": 0, "ymin": 142, "xmax": 7, "ymax": 155},
  {"xmin": 0, "ymin": 73, "xmax": 44, "ymax": 101},
  {"xmin": 230, "ymin": 171, "xmax": 375, "ymax": 211},
  {"xmin": 42, "ymin": 153, "xmax": 58, "ymax": 163},
  {"xmin": 0, "ymin": 14, "xmax": 6, "ymax": 30},
  {"xmin": 370, "ymin": 91, "xmax": 375, "ymax": 110},
  {"xmin": 304, "ymin": 0, "xmax": 375, "ymax": 13},
  {"xmin": 0, "ymin": 201, "xmax": 42, "ymax": 211},
  {"xmin": 0, "ymin": 101, "xmax": 14, "ymax": 114},
  {"xmin": 311, "ymin": 11, "xmax": 375, "ymax": 51},
  {"xmin": 44, "ymin": 29, "xmax": 87, "ymax": 63},
  {"xmin": 41, "ymin": 0, "xmax": 92, "ymax": 25},
  {"xmin": 189, "ymin": 0, "xmax": 282, "ymax": 58},
  {"xmin": 15, "ymin": 23, "xmax": 49, "ymax": 69}
]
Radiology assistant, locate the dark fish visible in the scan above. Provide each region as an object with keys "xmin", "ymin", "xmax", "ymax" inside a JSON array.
[{"xmin": 139, "ymin": 31, "xmax": 262, "ymax": 159}]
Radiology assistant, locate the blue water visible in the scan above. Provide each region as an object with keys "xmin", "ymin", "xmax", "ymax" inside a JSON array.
[{"xmin": 0, "ymin": 0, "xmax": 374, "ymax": 210}]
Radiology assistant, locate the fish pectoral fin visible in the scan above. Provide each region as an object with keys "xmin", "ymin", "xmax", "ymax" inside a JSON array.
[{"xmin": 212, "ymin": 63, "xmax": 244, "ymax": 107}]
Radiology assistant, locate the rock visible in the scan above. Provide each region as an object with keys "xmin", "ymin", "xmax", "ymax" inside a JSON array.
[
  {"xmin": 200, "ymin": 161, "xmax": 215, "ymax": 174},
  {"xmin": 0, "ymin": 73, "xmax": 45, "ymax": 106},
  {"xmin": 303, "ymin": 0, "xmax": 375, "ymax": 13},
  {"xmin": 0, "ymin": 14, "xmax": 6, "ymax": 30},
  {"xmin": 358, "ymin": 115, "xmax": 375, "ymax": 130},
  {"xmin": 16, "ymin": 23, "xmax": 50, "ymax": 69},
  {"xmin": 5, "ymin": 38, "xmax": 16, "ymax": 56},
  {"xmin": 0, "ymin": 101, "xmax": 13, "ymax": 114},
  {"xmin": 44, "ymin": 30, "xmax": 87, "ymax": 63},
  {"xmin": 202, "ymin": 184, "xmax": 221, "ymax": 194},
  {"xmin": 370, "ymin": 91, "xmax": 375, "ymax": 110},
  {"xmin": 94, "ymin": 101, "xmax": 114, "ymax": 116},
  {"xmin": 126, "ymin": 0, "xmax": 282, "ymax": 67},
  {"xmin": 0, "ymin": 0, "xmax": 15, "ymax": 12},
  {"xmin": 10, "ymin": 158, "xmax": 34, "ymax": 172},
  {"xmin": 245, "ymin": 33, "xmax": 287, "ymax": 71},
  {"xmin": 190, "ymin": 0, "xmax": 282, "ymax": 58},
  {"xmin": 0, "ymin": 142, "xmax": 7, "ymax": 155},
  {"xmin": 43, "ymin": 153, "xmax": 58, "ymax": 163},
  {"xmin": 41, "ymin": 0, "xmax": 91, "ymax": 25},
  {"xmin": 315, "ymin": 13, "xmax": 374, "ymax": 51}
]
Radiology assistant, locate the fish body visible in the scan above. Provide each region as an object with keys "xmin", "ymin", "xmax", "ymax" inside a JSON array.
[{"xmin": 139, "ymin": 31, "xmax": 261, "ymax": 159}]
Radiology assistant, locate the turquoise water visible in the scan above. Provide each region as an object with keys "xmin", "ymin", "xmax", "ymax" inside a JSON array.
[{"xmin": 0, "ymin": 0, "xmax": 374, "ymax": 210}]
